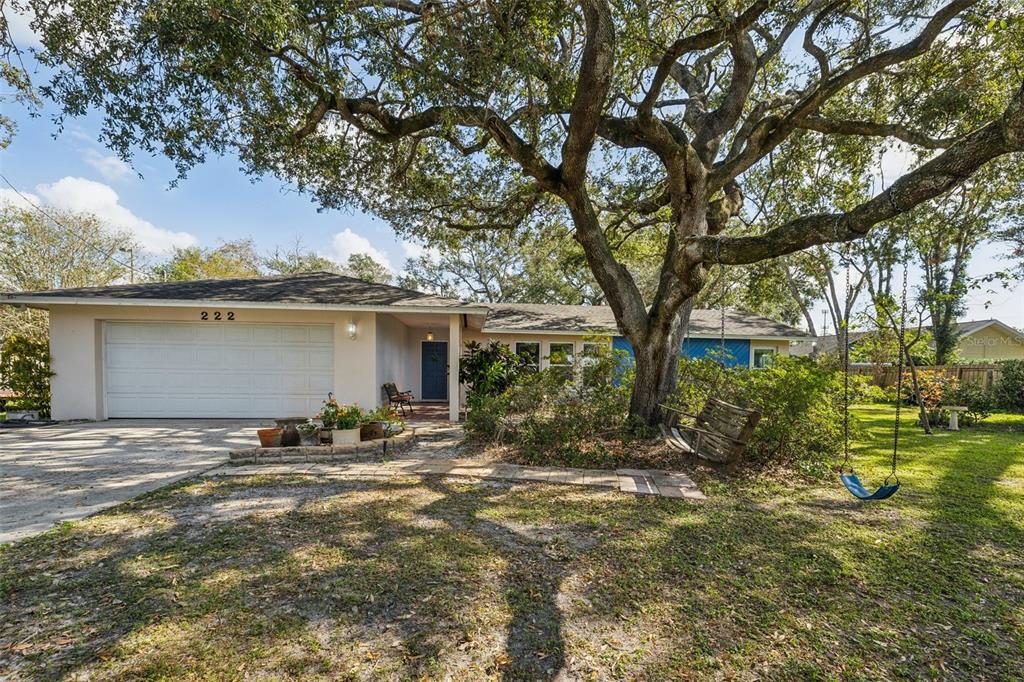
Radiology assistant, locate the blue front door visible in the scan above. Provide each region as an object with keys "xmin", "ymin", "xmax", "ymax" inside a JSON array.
[{"xmin": 421, "ymin": 341, "xmax": 448, "ymax": 400}]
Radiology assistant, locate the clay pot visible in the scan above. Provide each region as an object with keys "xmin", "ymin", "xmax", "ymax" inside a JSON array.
[
  {"xmin": 257, "ymin": 428, "xmax": 283, "ymax": 448},
  {"xmin": 360, "ymin": 422, "xmax": 386, "ymax": 441}
]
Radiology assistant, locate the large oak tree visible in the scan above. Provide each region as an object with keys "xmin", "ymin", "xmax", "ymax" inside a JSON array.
[{"xmin": 17, "ymin": 0, "xmax": 1024, "ymax": 422}]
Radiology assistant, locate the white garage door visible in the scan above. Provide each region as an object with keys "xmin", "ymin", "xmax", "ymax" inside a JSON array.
[{"xmin": 104, "ymin": 322, "xmax": 334, "ymax": 418}]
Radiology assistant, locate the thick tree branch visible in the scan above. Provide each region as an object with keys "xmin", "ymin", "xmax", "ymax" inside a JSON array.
[
  {"xmin": 561, "ymin": 0, "xmax": 614, "ymax": 186},
  {"xmin": 687, "ymin": 83, "xmax": 1024, "ymax": 264},
  {"xmin": 796, "ymin": 116, "xmax": 957, "ymax": 149},
  {"xmin": 643, "ymin": 0, "xmax": 769, "ymax": 118},
  {"xmin": 710, "ymin": 0, "xmax": 979, "ymax": 189}
]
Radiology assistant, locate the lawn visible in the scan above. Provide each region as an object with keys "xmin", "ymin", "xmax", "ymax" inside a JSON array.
[{"xmin": 1, "ymin": 405, "xmax": 1022, "ymax": 680}]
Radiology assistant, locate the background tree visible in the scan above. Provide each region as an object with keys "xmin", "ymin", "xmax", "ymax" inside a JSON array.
[
  {"xmin": 399, "ymin": 229, "xmax": 605, "ymax": 303},
  {"xmin": 0, "ymin": 204, "xmax": 135, "ymax": 339},
  {"xmin": 343, "ymin": 253, "xmax": 392, "ymax": 285},
  {"xmin": 902, "ymin": 161, "xmax": 1024, "ymax": 363},
  {"xmin": 154, "ymin": 239, "xmax": 262, "ymax": 281},
  {"xmin": 21, "ymin": 0, "xmax": 1024, "ymax": 423},
  {"xmin": 263, "ymin": 239, "xmax": 343, "ymax": 275}
]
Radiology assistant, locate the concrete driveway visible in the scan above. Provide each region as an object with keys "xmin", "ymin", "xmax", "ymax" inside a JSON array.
[{"xmin": 0, "ymin": 420, "xmax": 265, "ymax": 543}]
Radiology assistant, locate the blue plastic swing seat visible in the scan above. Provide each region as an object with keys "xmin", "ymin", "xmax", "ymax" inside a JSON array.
[{"xmin": 840, "ymin": 473, "xmax": 901, "ymax": 501}]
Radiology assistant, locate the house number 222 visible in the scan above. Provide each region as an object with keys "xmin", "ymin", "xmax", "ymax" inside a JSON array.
[{"xmin": 200, "ymin": 311, "xmax": 235, "ymax": 321}]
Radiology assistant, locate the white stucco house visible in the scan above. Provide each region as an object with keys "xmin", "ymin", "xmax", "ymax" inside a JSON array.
[{"xmin": 1, "ymin": 272, "xmax": 810, "ymax": 421}]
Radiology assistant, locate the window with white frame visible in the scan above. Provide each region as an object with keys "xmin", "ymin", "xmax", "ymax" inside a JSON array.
[
  {"xmin": 581, "ymin": 342, "xmax": 604, "ymax": 367},
  {"xmin": 752, "ymin": 347, "xmax": 776, "ymax": 369},
  {"xmin": 515, "ymin": 342, "xmax": 540, "ymax": 372},
  {"xmin": 548, "ymin": 342, "xmax": 575, "ymax": 378}
]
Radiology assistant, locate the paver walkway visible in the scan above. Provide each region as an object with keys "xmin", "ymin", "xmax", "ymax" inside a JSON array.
[{"xmin": 208, "ymin": 457, "xmax": 706, "ymax": 500}]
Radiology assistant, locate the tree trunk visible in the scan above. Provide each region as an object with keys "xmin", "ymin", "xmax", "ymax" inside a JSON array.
[{"xmin": 627, "ymin": 306, "xmax": 688, "ymax": 426}]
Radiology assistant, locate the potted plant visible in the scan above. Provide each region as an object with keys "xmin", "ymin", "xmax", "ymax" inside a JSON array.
[
  {"xmin": 257, "ymin": 427, "xmax": 283, "ymax": 448},
  {"xmin": 297, "ymin": 420, "xmax": 320, "ymax": 446},
  {"xmin": 361, "ymin": 406, "xmax": 404, "ymax": 440},
  {"xmin": 331, "ymin": 404, "xmax": 364, "ymax": 445},
  {"xmin": 318, "ymin": 395, "xmax": 341, "ymax": 442}
]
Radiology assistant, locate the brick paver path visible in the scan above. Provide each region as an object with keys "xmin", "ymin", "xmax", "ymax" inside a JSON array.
[{"xmin": 208, "ymin": 457, "xmax": 706, "ymax": 500}]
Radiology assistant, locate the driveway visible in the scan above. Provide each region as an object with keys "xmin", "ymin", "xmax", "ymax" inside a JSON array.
[{"xmin": 0, "ymin": 420, "xmax": 265, "ymax": 544}]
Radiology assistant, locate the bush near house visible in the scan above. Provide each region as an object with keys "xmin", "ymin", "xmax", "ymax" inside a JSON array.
[
  {"xmin": 459, "ymin": 341, "xmax": 531, "ymax": 403},
  {"xmin": 994, "ymin": 360, "xmax": 1024, "ymax": 412},
  {"xmin": 0, "ymin": 335, "xmax": 53, "ymax": 418},
  {"xmin": 469, "ymin": 351, "xmax": 849, "ymax": 475},
  {"xmin": 465, "ymin": 344, "xmax": 634, "ymax": 467}
]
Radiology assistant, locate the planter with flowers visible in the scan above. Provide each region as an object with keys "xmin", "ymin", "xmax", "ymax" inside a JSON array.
[{"xmin": 331, "ymin": 404, "xmax": 364, "ymax": 445}]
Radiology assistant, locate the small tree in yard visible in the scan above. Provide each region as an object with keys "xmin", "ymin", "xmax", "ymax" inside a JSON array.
[
  {"xmin": 17, "ymin": 0, "xmax": 1024, "ymax": 424},
  {"xmin": 0, "ymin": 335, "xmax": 54, "ymax": 417}
]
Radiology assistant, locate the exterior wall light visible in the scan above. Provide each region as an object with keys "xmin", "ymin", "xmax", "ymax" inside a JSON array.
[
  {"xmin": 347, "ymin": 320, "xmax": 357, "ymax": 339},
  {"xmin": 426, "ymin": 329, "xmax": 435, "ymax": 341}
]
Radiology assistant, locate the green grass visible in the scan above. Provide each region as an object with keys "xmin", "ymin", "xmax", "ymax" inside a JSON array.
[{"xmin": 1, "ymin": 405, "xmax": 1022, "ymax": 680}]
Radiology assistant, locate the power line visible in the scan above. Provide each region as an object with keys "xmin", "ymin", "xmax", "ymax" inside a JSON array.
[{"xmin": 0, "ymin": 173, "xmax": 150, "ymax": 280}]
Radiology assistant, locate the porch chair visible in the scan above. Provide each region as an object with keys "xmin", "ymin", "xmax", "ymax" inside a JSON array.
[
  {"xmin": 659, "ymin": 397, "xmax": 761, "ymax": 466},
  {"xmin": 383, "ymin": 382, "xmax": 414, "ymax": 416}
]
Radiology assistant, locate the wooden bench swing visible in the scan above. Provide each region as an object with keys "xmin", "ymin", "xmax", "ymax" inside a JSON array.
[{"xmin": 659, "ymin": 398, "xmax": 761, "ymax": 465}]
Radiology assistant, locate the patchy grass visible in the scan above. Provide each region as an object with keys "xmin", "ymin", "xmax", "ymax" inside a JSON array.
[{"xmin": 1, "ymin": 406, "xmax": 1022, "ymax": 680}]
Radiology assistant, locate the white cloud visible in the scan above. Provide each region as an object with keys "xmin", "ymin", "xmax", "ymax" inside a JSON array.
[
  {"xmin": 331, "ymin": 228, "xmax": 393, "ymax": 270},
  {"xmin": 34, "ymin": 176, "xmax": 197, "ymax": 254},
  {"xmin": 0, "ymin": 187, "xmax": 42, "ymax": 210},
  {"xmin": 81, "ymin": 149, "xmax": 134, "ymax": 182}
]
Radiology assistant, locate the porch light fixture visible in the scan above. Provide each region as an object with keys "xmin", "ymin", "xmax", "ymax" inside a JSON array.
[
  {"xmin": 426, "ymin": 328, "xmax": 435, "ymax": 341},
  {"xmin": 347, "ymin": 320, "xmax": 357, "ymax": 339}
]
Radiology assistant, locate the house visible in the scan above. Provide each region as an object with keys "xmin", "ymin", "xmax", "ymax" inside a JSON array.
[
  {"xmin": 795, "ymin": 319, "xmax": 1024, "ymax": 362},
  {"xmin": 1, "ymin": 272, "xmax": 810, "ymax": 421}
]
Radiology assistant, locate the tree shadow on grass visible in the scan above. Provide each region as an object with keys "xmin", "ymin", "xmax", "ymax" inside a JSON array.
[{"xmin": 0, "ymin": 475, "xmax": 611, "ymax": 680}]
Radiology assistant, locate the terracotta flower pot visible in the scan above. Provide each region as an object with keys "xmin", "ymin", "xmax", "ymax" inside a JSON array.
[{"xmin": 257, "ymin": 427, "xmax": 283, "ymax": 448}]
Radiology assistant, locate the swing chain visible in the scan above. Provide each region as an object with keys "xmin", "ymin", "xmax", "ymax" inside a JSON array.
[
  {"xmin": 888, "ymin": 252, "xmax": 910, "ymax": 485},
  {"xmin": 840, "ymin": 245, "xmax": 852, "ymax": 473}
]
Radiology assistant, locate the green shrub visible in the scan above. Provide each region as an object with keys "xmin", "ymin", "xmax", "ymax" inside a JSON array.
[
  {"xmin": 0, "ymin": 335, "xmax": 53, "ymax": 418},
  {"xmin": 464, "ymin": 345, "xmax": 634, "ymax": 467},
  {"xmin": 459, "ymin": 340, "xmax": 531, "ymax": 402},
  {"xmin": 848, "ymin": 375, "xmax": 888, "ymax": 404},
  {"xmin": 994, "ymin": 360, "xmax": 1024, "ymax": 411},
  {"xmin": 735, "ymin": 356, "xmax": 847, "ymax": 474},
  {"xmin": 947, "ymin": 382, "xmax": 994, "ymax": 426}
]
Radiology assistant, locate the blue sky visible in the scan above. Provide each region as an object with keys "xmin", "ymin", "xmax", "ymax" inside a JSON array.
[{"xmin": 1, "ymin": 10, "xmax": 1020, "ymax": 331}]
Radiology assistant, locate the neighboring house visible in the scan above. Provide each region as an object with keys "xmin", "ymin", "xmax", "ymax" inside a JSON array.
[
  {"xmin": 1, "ymin": 272, "xmax": 809, "ymax": 421},
  {"xmin": 794, "ymin": 319, "xmax": 1024, "ymax": 362}
]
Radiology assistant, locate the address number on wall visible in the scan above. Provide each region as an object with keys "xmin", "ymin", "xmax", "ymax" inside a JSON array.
[{"xmin": 200, "ymin": 311, "xmax": 235, "ymax": 321}]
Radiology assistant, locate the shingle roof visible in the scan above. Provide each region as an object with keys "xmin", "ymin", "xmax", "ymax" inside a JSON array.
[
  {"xmin": 1, "ymin": 271, "xmax": 481, "ymax": 310},
  {"xmin": 482, "ymin": 303, "xmax": 810, "ymax": 338},
  {"xmin": 3, "ymin": 271, "xmax": 811, "ymax": 338},
  {"xmin": 796, "ymin": 319, "xmax": 1022, "ymax": 354}
]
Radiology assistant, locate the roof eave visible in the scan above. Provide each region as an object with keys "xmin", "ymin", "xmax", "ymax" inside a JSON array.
[{"xmin": 0, "ymin": 295, "xmax": 489, "ymax": 316}]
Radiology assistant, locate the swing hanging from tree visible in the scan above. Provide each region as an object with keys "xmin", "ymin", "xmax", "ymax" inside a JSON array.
[
  {"xmin": 660, "ymin": 252, "xmax": 763, "ymax": 466},
  {"xmin": 836, "ymin": 249, "xmax": 908, "ymax": 501}
]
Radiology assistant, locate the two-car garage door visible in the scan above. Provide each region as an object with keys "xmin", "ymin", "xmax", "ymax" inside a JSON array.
[{"xmin": 104, "ymin": 322, "xmax": 334, "ymax": 418}]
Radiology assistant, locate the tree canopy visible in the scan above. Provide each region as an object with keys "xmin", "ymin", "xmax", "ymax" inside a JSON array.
[
  {"xmin": 0, "ymin": 204, "xmax": 136, "ymax": 338},
  {"xmin": 17, "ymin": 0, "xmax": 1024, "ymax": 421}
]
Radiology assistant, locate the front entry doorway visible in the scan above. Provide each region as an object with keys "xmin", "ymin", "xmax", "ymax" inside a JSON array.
[{"xmin": 421, "ymin": 341, "xmax": 448, "ymax": 400}]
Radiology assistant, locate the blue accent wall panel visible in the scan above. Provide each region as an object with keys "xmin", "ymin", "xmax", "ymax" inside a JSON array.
[{"xmin": 613, "ymin": 336, "xmax": 751, "ymax": 368}]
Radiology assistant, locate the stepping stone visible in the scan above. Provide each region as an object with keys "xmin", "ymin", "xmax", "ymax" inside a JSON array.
[
  {"xmin": 617, "ymin": 472, "xmax": 659, "ymax": 495},
  {"xmin": 656, "ymin": 484, "xmax": 707, "ymax": 501},
  {"xmin": 582, "ymin": 471, "xmax": 620, "ymax": 488}
]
